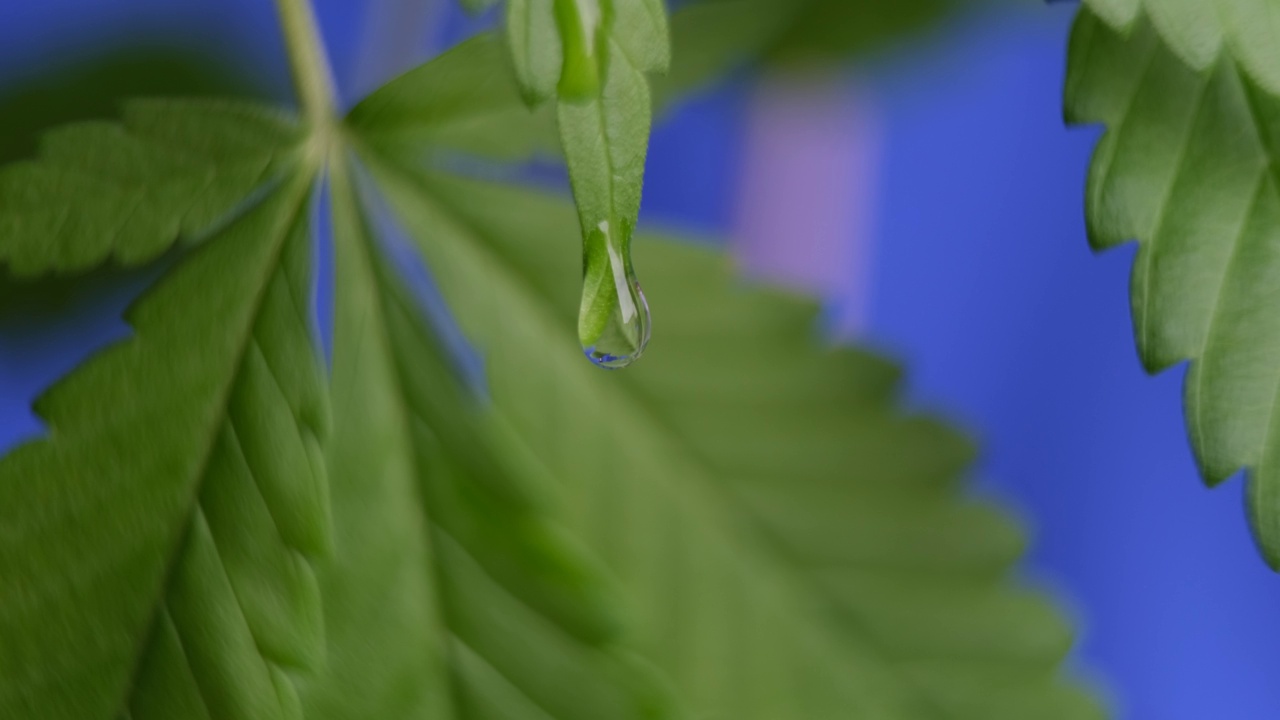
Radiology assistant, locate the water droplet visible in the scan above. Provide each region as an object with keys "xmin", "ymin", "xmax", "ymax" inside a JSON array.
[{"xmin": 579, "ymin": 220, "xmax": 651, "ymax": 369}]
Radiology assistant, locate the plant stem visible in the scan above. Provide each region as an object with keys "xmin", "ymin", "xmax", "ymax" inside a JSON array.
[{"xmin": 274, "ymin": 0, "xmax": 338, "ymax": 132}]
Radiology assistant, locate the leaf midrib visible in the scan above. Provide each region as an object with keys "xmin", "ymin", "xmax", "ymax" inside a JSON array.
[
  {"xmin": 329, "ymin": 158, "xmax": 462, "ymax": 717},
  {"xmin": 360, "ymin": 193, "xmax": 652, "ymax": 720},
  {"xmin": 112, "ymin": 171, "xmax": 315, "ymax": 718},
  {"xmin": 375, "ymin": 159, "xmax": 924, "ymax": 718}
]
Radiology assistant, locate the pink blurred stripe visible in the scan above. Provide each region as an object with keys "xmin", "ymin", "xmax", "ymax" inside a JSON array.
[{"xmin": 732, "ymin": 70, "xmax": 880, "ymax": 336}]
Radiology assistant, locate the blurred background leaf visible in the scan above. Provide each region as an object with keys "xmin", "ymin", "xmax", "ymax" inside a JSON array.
[
  {"xmin": 0, "ymin": 40, "xmax": 266, "ymax": 316},
  {"xmin": 655, "ymin": 0, "xmax": 976, "ymax": 105},
  {"xmin": 0, "ymin": 42, "xmax": 265, "ymax": 164},
  {"xmin": 357, "ymin": 141, "xmax": 1105, "ymax": 718},
  {"xmin": 301, "ymin": 158, "xmax": 679, "ymax": 720}
]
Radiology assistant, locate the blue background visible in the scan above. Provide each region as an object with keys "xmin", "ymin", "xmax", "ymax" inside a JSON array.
[{"xmin": 2, "ymin": 2, "xmax": 1277, "ymax": 718}]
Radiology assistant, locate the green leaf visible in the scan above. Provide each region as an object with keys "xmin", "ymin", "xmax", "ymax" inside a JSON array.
[
  {"xmin": 653, "ymin": 0, "xmax": 957, "ymax": 106},
  {"xmin": 1065, "ymin": 6, "xmax": 1280, "ymax": 567},
  {"xmin": 1083, "ymin": 0, "xmax": 1280, "ymax": 95},
  {"xmin": 555, "ymin": 31, "xmax": 649, "ymax": 351},
  {"xmin": 557, "ymin": 34, "xmax": 651, "ymax": 349},
  {"xmin": 0, "ymin": 2, "xmax": 1110, "ymax": 716},
  {"xmin": 768, "ymin": 0, "xmax": 950, "ymax": 62},
  {"xmin": 461, "ymin": 0, "xmax": 503, "ymax": 12},
  {"xmin": 359, "ymin": 149, "xmax": 1107, "ymax": 719},
  {"xmin": 346, "ymin": 34, "xmax": 558, "ymax": 161},
  {"xmin": 502, "ymin": 0, "xmax": 670, "ymax": 105},
  {"xmin": 298, "ymin": 158, "xmax": 455, "ymax": 720},
  {"xmin": 651, "ymin": 0, "xmax": 791, "ymax": 105},
  {"xmin": 300, "ymin": 155, "xmax": 679, "ymax": 720},
  {"xmin": 0, "ymin": 99, "xmax": 304, "ymax": 278},
  {"xmin": 0, "ymin": 171, "xmax": 329, "ymax": 720},
  {"xmin": 507, "ymin": 0, "xmax": 564, "ymax": 105},
  {"xmin": 0, "ymin": 43, "xmax": 269, "ymax": 166},
  {"xmin": 358, "ymin": 10, "xmax": 665, "ymax": 352},
  {"xmin": 612, "ymin": 0, "xmax": 671, "ymax": 75},
  {"xmin": 554, "ymin": 0, "xmax": 606, "ymax": 100},
  {"xmin": 469, "ymin": 0, "xmax": 668, "ymax": 353}
]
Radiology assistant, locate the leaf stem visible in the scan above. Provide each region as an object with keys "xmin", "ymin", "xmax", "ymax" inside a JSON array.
[{"xmin": 274, "ymin": 0, "xmax": 338, "ymax": 134}]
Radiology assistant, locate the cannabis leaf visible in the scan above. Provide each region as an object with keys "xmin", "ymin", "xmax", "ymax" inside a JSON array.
[
  {"xmin": 1066, "ymin": 5, "xmax": 1280, "ymax": 567},
  {"xmin": 0, "ymin": 100, "xmax": 303, "ymax": 277},
  {"xmin": 356, "ymin": 146, "xmax": 1106, "ymax": 718},
  {"xmin": 0, "ymin": 19, "xmax": 673, "ymax": 720},
  {"xmin": 0, "ymin": 0, "xmax": 1108, "ymax": 716},
  {"xmin": 1082, "ymin": 0, "xmax": 1280, "ymax": 95},
  {"xmin": 0, "ymin": 44, "xmax": 265, "ymax": 166},
  {"xmin": 301, "ymin": 157, "xmax": 674, "ymax": 720},
  {"xmin": 0, "ymin": 169, "xmax": 329, "ymax": 719}
]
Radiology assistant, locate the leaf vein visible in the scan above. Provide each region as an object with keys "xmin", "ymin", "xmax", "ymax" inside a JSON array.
[
  {"xmin": 113, "ymin": 180, "xmax": 313, "ymax": 719},
  {"xmin": 1136, "ymin": 66, "xmax": 1212, "ymax": 357}
]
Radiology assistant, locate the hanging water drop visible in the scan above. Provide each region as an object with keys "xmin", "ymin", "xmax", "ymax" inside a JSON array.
[{"xmin": 579, "ymin": 220, "xmax": 651, "ymax": 369}]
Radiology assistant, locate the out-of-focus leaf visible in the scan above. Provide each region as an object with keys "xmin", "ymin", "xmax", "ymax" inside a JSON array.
[
  {"xmin": 654, "ymin": 0, "xmax": 958, "ymax": 104},
  {"xmin": 0, "ymin": 171, "xmax": 329, "ymax": 720},
  {"xmin": 0, "ymin": 43, "xmax": 275, "ymax": 318},
  {"xmin": 1065, "ymin": 6, "xmax": 1280, "ymax": 568},
  {"xmin": 769, "ymin": 0, "xmax": 951, "ymax": 61},
  {"xmin": 347, "ymin": 34, "xmax": 558, "ymax": 161},
  {"xmin": 555, "ymin": 2, "xmax": 666, "ymax": 353},
  {"xmin": 301, "ymin": 156, "xmax": 679, "ymax": 720},
  {"xmin": 360, "ymin": 147, "xmax": 1108, "ymax": 719},
  {"xmin": 0, "ymin": 100, "xmax": 304, "ymax": 277},
  {"xmin": 461, "ymin": 0, "xmax": 503, "ymax": 13},
  {"xmin": 0, "ymin": 44, "xmax": 264, "ymax": 165}
]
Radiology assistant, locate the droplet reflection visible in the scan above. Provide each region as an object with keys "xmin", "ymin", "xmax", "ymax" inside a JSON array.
[{"xmin": 578, "ymin": 220, "xmax": 651, "ymax": 369}]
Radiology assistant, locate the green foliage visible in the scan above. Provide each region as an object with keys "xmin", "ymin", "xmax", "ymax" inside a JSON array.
[
  {"xmin": 1066, "ymin": 5, "xmax": 1280, "ymax": 567},
  {"xmin": 0, "ymin": 171, "xmax": 327, "ymax": 719},
  {"xmin": 654, "ymin": 0, "xmax": 960, "ymax": 105},
  {"xmin": 0, "ymin": 1, "xmax": 1105, "ymax": 719},
  {"xmin": 301, "ymin": 157, "xmax": 673, "ymax": 720},
  {"xmin": 358, "ymin": 148, "xmax": 1103, "ymax": 719},
  {"xmin": 499, "ymin": 0, "xmax": 667, "ymax": 354},
  {"xmin": 1083, "ymin": 0, "xmax": 1280, "ymax": 95},
  {"xmin": 0, "ymin": 44, "xmax": 274, "ymax": 315},
  {"xmin": 555, "ymin": 42, "xmax": 650, "ymax": 350},
  {"xmin": 0, "ymin": 100, "xmax": 303, "ymax": 277},
  {"xmin": 0, "ymin": 44, "xmax": 266, "ymax": 165},
  {"xmin": 301, "ymin": 162, "xmax": 456, "ymax": 720},
  {"xmin": 504, "ymin": 0, "xmax": 558, "ymax": 105},
  {"xmin": 347, "ymin": 35, "xmax": 556, "ymax": 161}
]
